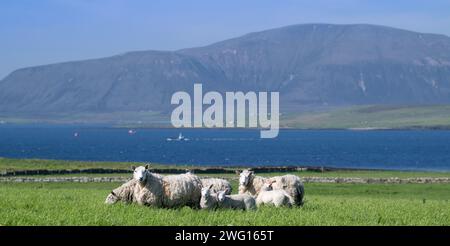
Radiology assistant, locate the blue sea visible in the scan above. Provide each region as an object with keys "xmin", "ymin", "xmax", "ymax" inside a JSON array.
[{"xmin": 1, "ymin": 125, "xmax": 450, "ymax": 171}]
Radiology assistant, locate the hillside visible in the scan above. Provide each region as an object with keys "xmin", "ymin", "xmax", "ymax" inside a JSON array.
[
  {"xmin": 282, "ymin": 105, "xmax": 450, "ymax": 129},
  {"xmin": 1, "ymin": 23, "xmax": 450, "ymax": 123}
]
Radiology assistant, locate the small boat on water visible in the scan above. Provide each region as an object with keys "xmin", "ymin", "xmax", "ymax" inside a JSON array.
[
  {"xmin": 128, "ymin": 129, "xmax": 137, "ymax": 135},
  {"xmin": 167, "ymin": 133, "xmax": 189, "ymax": 141},
  {"xmin": 73, "ymin": 132, "xmax": 79, "ymax": 137}
]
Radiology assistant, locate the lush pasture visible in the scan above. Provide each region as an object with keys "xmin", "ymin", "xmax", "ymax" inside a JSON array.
[
  {"xmin": 1, "ymin": 158, "xmax": 449, "ymax": 225},
  {"xmin": 3, "ymin": 157, "xmax": 450, "ymax": 179},
  {"xmin": 1, "ymin": 182, "xmax": 449, "ymax": 226}
]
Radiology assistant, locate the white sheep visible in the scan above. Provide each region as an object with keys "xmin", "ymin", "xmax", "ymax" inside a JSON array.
[
  {"xmin": 200, "ymin": 178, "xmax": 232, "ymax": 195},
  {"xmin": 217, "ymin": 189, "xmax": 256, "ymax": 210},
  {"xmin": 133, "ymin": 165, "xmax": 202, "ymax": 208},
  {"xmin": 256, "ymin": 180, "xmax": 294, "ymax": 207},
  {"xmin": 200, "ymin": 185, "xmax": 255, "ymax": 210},
  {"xmin": 105, "ymin": 179, "xmax": 138, "ymax": 204},
  {"xmin": 200, "ymin": 184, "xmax": 219, "ymax": 210},
  {"xmin": 237, "ymin": 169, "xmax": 304, "ymax": 206}
]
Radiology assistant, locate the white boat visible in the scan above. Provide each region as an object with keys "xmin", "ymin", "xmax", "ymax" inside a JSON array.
[
  {"xmin": 166, "ymin": 133, "xmax": 189, "ymax": 141},
  {"xmin": 128, "ymin": 129, "xmax": 137, "ymax": 135}
]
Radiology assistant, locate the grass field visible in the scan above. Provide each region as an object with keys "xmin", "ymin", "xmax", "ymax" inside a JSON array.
[
  {"xmin": 1, "ymin": 158, "xmax": 450, "ymax": 226},
  {"xmin": 1, "ymin": 182, "xmax": 449, "ymax": 226},
  {"xmin": 4, "ymin": 105, "xmax": 450, "ymax": 130},
  {"xmin": 282, "ymin": 105, "xmax": 450, "ymax": 129},
  {"xmin": 2, "ymin": 157, "xmax": 450, "ymax": 178}
]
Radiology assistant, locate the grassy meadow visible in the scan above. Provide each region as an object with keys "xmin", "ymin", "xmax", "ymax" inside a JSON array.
[
  {"xmin": 282, "ymin": 105, "xmax": 450, "ymax": 129},
  {"xmin": 0, "ymin": 182, "xmax": 449, "ymax": 226},
  {"xmin": 0, "ymin": 158, "xmax": 449, "ymax": 226}
]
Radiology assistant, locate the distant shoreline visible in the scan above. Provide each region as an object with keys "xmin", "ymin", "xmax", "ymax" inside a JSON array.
[
  {"xmin": 1, "ymin": 157, "xmax": 450, "ymax": 174},
  {"xmin": 2, "ymin": 122, "xmax": 450, "ymax": 131}
]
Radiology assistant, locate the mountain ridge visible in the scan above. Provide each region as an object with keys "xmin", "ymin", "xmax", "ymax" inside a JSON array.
[{"xmin": 1, "ymin": 23, "xmax": 450, "ymax": 120}]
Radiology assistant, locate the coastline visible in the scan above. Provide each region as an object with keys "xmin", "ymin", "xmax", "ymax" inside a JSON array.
[
  {"xmin": 1, "ymin": 157, "xmax": 450, "ymax": 176},
  {"xmin": 2, "ymin": 121, "xmax": 450, "ymax": 131}
]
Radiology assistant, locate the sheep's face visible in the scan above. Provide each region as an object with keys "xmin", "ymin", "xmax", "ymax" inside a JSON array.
[
  {"xmin": 105, "ymin": 191, "xmax": 119, "ymax": 204},
  {"xmin": 201, "ymin": 187, "xmax": 211, "ymax": 199},
  {"xmin": 133, "ymin": 165, "xmax": 148, "ymax": 183},
  {"xmin": 239, "ymin": 170, "xmax": 253, "ymax": 187},
  {"xmin": 201, "ymin": 184, "xmax": 214, "ymax": 199},
  {"xmin": 261, "ymin": 181, "xmax": 275, "ymax": 192},
  {"xmin": 260, "ymin": 183, "xmax": 273, "ymax": 192},
  {"xmin": 217, "ymin": 191, "xmax": 227, "ymax": 202}
]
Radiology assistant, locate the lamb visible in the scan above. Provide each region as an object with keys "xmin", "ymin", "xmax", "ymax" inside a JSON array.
[
  {"xmin": 217, "ymin": 189, "xmax": 256, "ymax": 210},
  {"xmin": 256, "ymin": 180, "xmax": 294, "ymax": 207},
  {"xmin": 237, "ymin": 169, "xmax": 304, "ymax": 206},
  {"xmin": 200, "ymin": 185, "xmax": 255, "ymax": 210},
  {"xmin": 133, "ymin": 165, "xmax": 202, "ymax": 208},
  {"xmin": 200, "ymin": 178, "xmax": 232, "ymax": 195},
  {"xmin": 105, "ymin": 179, "xmax": 138, "ymax": 204},
  {"xmin": 200, "ymin": 184, "xmax": 220, "ymax": 210}
]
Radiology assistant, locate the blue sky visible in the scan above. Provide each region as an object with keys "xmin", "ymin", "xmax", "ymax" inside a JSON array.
[{"xmin": 1, "ymin": 0, "xmax": 450, "ymax": 79}]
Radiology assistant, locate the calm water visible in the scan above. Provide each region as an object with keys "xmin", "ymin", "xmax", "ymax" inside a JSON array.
[{"xmin": 1, "ymin": 125, "xmax": 450, "ymax": 171}]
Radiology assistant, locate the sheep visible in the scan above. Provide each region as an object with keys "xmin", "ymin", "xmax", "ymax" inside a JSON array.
[
  {"xmin": 217, "ymin": 189, "xmax": 256, "ymax": 210},
  {"xmin": 200, "ymin": 184, "xmax": 219, "ymax": 210},
  {"xmin": 200, "ymin": 178, "xmax": 232, "ymax": 195},
  {"xmin": 200, "ymin": 185, "xmax": 255, "ymax": 210},
  {"xmin": 132, "ymin": 165, "xmax": 202, "ymax": 208},
  {"xmin": 237, "ymin": 169, "xmax": 304, "ymax": 206},
  {"xmin": 105, "ymin": 179, "xmax": 138, "ymax": 205},
  {"xmin": 256, "ymin": 180, "xmax": 294, "ymax": 207}
]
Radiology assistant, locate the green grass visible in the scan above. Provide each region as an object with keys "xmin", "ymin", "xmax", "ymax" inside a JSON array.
[
  {"xmin": 0, "ymin": 157, "xmax": 191, "ymax": 171},
  {"xmin": 3, "ymin": 104, "xmax": 450, "ymax": 129},
  {"xmin": 2, "ymin": 158, "xmax": 450, "ymax": 179},
  {"xmin": 1, "ymin": 158, "xmax": 449, "ymax": 225},
  {"xmin": 282, "ymin": 105, "xmax": 450, "ymax": 129},
  {"xmin": 0, "ymin": 182, "xmax": 449, "ymax": 226},
  {"xmin": 0, "ymin": 111, "xmax": 167, "ymax": 125}
]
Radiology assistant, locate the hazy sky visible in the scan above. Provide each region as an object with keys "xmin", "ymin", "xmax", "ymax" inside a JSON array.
[{"xmin": 1, "ymin": 0, "xmax": 450, "ymax": 79}]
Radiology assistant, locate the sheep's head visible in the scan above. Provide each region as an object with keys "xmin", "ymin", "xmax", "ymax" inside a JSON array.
[
  {"xmin": 132, "ymin": 164, "xmax": 149, "ymax": 184},
  {"xmin": 201, "ymin": 184, "xmax": 214, "ymax": 199},
  {"xmin": 261, "ymin": 180, "xmax": 276, "ymax": 192},
  {"xmin": 105, "ymin": 191, "xmax": 119, "ymax": 204},
  {"xmin": 200, "ymin": 184, "xmax": 217, "ymax": 209},
  {"xmin": 217, "ymin": 189, "xmax": 229, "ymax": 202},
  {"xmin": 238, "ymin": 169, "xmax": 254, "ymax": 187}
]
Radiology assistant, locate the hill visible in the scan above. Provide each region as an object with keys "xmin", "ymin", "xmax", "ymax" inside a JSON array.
[{"xmin": 1, "ymin": 23, "xmax": 450, "ymax": 124}]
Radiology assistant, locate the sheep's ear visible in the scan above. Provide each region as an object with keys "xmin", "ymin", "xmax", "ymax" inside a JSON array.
[
  {"xmin": 249, "ymin": 170, "xmax": 254, "ymax": 175},
  {"xmin": 110, "ymin": 191, "xmax": 116, "ymax": 196},
  {"xmin": 131, "ymin": 166, "xmax": 136, "ymax": 171},
  {"xmin": 145, "ymin": 164, "xmax": 149, "ymax": 170},
  {"xmin": 235, "ymin": 170, "xmax": 241, "ymax": 175},
  {"xmin": 208, "ymin": 184, "xmax": 214, "ymax": 189},
  {"xmin": 271, "ymin": 180, "xmax": 277, "ymax": 184}
]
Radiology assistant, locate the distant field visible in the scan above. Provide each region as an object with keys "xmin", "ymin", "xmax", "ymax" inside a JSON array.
[
  {"xmin": 0, "ymin": 111, "xmax": 167, "ymax": 125},
  {"xmin": 2, "ymin": 157, "xmax": 450, "ymax": 179},
  {"xmin": 3, "ymin": 105, "xmax": 450, "ymax": 129},
  {"xmin": 282, "ymin": 105, "xmax": 450, "ymax": 129},
  {"xmin": 0, "ymin": 182, "xmax": 449, "ymax": 226},
  {"xmin": 0, "ymin": 157, "xmax": 182, "ymax": 171}
]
